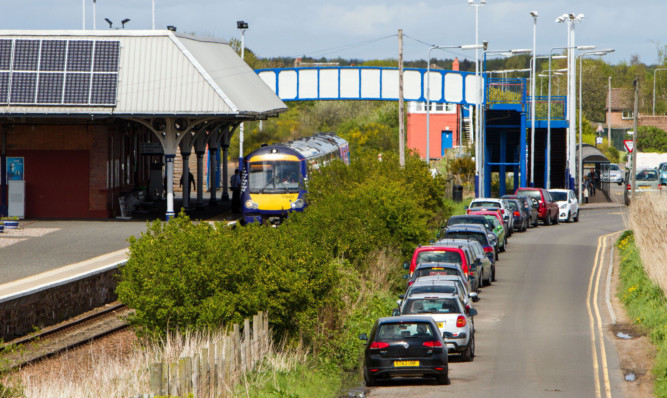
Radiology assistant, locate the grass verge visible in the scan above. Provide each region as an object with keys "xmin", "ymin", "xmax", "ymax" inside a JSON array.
[{"xmin": 617, "ymin": 230, "xmax": 667, "ymax": 396}]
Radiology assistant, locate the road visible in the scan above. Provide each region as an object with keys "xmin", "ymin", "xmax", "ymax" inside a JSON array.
[{"xmin": 367, "ymin": 207, "xmax": 627, "ymax": 397}]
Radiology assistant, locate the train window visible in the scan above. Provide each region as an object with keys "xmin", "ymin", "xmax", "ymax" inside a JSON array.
[{"xmin": 248, "ymin": 161, "xmax": 301, "ymax": 193}]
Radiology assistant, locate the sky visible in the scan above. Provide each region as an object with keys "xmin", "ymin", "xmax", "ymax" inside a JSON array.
[{"xmin": 1, "ymin": 0, "xmax": 665, "ymax": 66}]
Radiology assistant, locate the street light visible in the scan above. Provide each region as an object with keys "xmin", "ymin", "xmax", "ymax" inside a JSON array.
[
  {"xmin": 577, "ymin": 48, "xmax": 614, "ymax": 203},
  {"xmin": 529, "ymin": 11, "xmax": 538, "ymax": 187},
  {"xmin": 426, "ymin": 44, "xmax": 482, "ymax": 165},
  {"xmin": 468, "ymin": 0, "xmax": 486, "ymax": 197},
  {"xmin": 104, "ymin": 18, "xmax": 113, "ymax": 29},
  {"xmin": 653, "ymin": 68, "xmax": 667, "ymax": 115},
  {"xmin": 557, "ymin": 13, "xmax": 585, "ymax": 190},
  {"xmin": 237, "ymin": 20, "xmax": 249, "ymax": 168}
]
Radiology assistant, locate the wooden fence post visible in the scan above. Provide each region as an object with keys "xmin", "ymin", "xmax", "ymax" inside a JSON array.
[
  {"xmin": 169, "ymin": 361, "xmax": 178, "ymax": 397},
  {"xmin": 149, "ymin": 362, "xmax": 162, "ymax": 395},
  {"xmin": 244, "ymin": 318, "xmax": 251, "ymax": 372},
  {"xmin": 233, "ymin": 324, "xmax": 241, "ymax": 376}
]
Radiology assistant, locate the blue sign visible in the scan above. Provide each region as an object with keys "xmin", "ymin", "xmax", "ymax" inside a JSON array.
[{"xmin": 7, "ymin": 157, "xmax": 24, "ymax": 181}]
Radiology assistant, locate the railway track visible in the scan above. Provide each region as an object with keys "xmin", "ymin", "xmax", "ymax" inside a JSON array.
[{"xmin": 2, "ymin": 302, "xmax": 132, "ymax": 370}]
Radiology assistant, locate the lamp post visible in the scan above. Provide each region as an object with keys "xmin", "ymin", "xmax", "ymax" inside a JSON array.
[
  {"xmin": 577, "ymin": 49, "xmax": 614, "ymax": 203},
  {"xmin": 529, "ymin": 11, "xmax": 538, "ymax": 187},
  {"xmin": 237, "ymin": 21, "xmax": 248, "ymax": 168},
  {"xmin": 608, "ymin": 76, "xmax": 612, "ymax": 144},
  {"xmin": 556, "ymin": 13, "xmax": 585, "ymax": 190},
  {"xmin": 426, "ymin": 44, "xmax": 481, "ymax": 165},
  {"xmin": 468, "ymin": 0, "xmax": 486, "ymax": 196},
  {"xmin": 653, "ymin": 68, "xmax": 667, "ymax": 115}
]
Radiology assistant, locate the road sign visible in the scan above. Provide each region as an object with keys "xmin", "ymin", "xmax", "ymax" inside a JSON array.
[
  {"xmin": 596, "ymin": 136, "xmax": 603, "ymax": 145},
  {"xmin": 596, "ymin": 124, "xmax": 604, "ymax": 133},
  {"xmin": 624, "ymin": 140, "xmax": 634, "ymax": 153}
]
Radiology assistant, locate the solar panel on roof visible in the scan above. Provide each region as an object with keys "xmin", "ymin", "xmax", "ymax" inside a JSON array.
[
  {"xmin": 11, "ymin": 72, "xmax": 37, "ymax": 103},
  {"xmin": 13, "ymin": 40, "xmax": 40, "ymax": 71},
  {"xmin": 0, "ymin": 39, "xmax": 119, "ymax": 106}
]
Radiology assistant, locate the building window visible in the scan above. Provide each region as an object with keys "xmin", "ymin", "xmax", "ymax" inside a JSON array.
[{"xmin": 622, "ymin": 110, "xmax": 633, "ymax": 120}]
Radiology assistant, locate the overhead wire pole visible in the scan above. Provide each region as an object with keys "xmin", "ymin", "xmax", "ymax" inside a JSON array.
[
  {"xmin": 608, "ymin": 76, "xmax": 612, "ymax": 144},
  {"xmin": 82, "ymin": 0, "xmax": 86, "ymax": 29},
  {"xmin": 398, "ymin": 29, "xmax": 405, "ymax": 168},
  {"xmin": 630, "ymin": 78, "xmax": 639, "ymax": 204},
  {"xmin": 469, "ymin": 0, "xmax": 486, "ymax": 197},
  {"xmin": 152, "ymin": 0, "xmax": 156, "ymax": 30},
  {"xmin": 529, "ymin": 11, "xmax": 538, "ymax": 187}
]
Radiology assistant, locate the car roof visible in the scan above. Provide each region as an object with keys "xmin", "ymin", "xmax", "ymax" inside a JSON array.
[
  {"xmin": 445, "ymin": 224, "xmax": 487, "ymax": 232},
  {"xmin": 413, "ymin": 276, "xmax": 462, "ymax": 285},
  {"xmin": 406, "ymin": 292, "xmax": 460, "ymax": 300},
  {"xmin": 433, "ymin": 238, "xmax": 472, "ymax": 246},
  {"xmin": 548, "ymin": 188, "xmax": 570, "ymax": 193},
  {"xmin": 377, "ymin": 315, "xmax": 438, "ymax": 324},
  {"xmin": 449, "ymin": 214, "xmax": 488, "ymax": 219},
  {"xmin": 415, "ymin": 262, "xmax": 462, "ymax": 269}
]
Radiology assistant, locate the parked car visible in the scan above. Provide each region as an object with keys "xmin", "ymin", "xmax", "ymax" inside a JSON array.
[
  {"xmin": 407, "ymin": 241, "xmax": 482, "ymax": 291},
  {"xmin": 359, "ymin": 316, "xmax": 450, "ymax": 386},
  {"xmin": 440, "ymin": 224, "xmax": 496, "ymax": 278},
  {"xmin": 402, "ymin": 275, "xmax": 476, "ymax": 310},
  {"xmin": 435, "ymin": 238, "xmax": 493, "ymax": 288},
  {"xmin": 502, "ymin": 194, "xmax": 539, "ymax": 228},
  {"xmin": 404, "ymin": 262, "xmax": 469, "ymax": 290},
  {"xmin": 624, "ymin": 168, "xmax": 662, "ymax": 205},
  {"xmin": 398, "ymin": 293, "xmax": 477, "ymax": 361},
  {"xmin": 442, "ymin": 215, "xmax": 500, "ymax": 256},
  {"xmin": 504, "ymin": 198, "xmax": 528, "ymax": 232},
  {"xmin": 548, "ymin": 188, "xmax": 579, "ymax": 222},
  {"xmin": 467, "ymin": 198, "xmax": 513, "ymax": 236},
  {"xmin": 467, "ymin": 211, "xmax": 507, "ymax": 252},
  {"xmin": 515, "ymin": 187, "xmax": 559, "ymax": 225},
  {"xmin": 601, "ymin": 163, "xmax": 623, "ymax": 185},
  {"xmin": 659, "ymin": 162, "xmax": 667, "ymax": 185}
]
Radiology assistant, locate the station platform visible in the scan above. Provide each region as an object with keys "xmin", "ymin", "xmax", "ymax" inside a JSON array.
[{"xmin": 0, "ymin": 194, "xmax": 236, "ymax": 298}]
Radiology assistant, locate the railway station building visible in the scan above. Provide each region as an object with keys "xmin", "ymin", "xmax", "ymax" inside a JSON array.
[{"xmin": 0, "ymin": 30, "xmax": 286, "ymax": 219}]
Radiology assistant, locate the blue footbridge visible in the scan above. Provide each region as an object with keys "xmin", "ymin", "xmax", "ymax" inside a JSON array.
[{"xmin": 256, "ymin": 66, "xmax": 569, "ymax": 196}]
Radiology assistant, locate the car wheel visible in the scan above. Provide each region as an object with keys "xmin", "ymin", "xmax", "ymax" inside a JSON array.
[
  {"xmin": 574, "ymin": 210, "xmax": 579, "ymax": 222},
  {"xmin": 545, "ymin": 215, "xmax": 552, "ymax": 226},
  {"xmin": 495, "ymin": 248, "xmax": 499, "ymax": 261},
  {"xmin": 365, "ymin": 372, "xmax": 376, "ymax": 387},
  {"xmin": 487, "ymin": 266, "xmax": 493, "ymax": 285},
  {"xmin": 492, "ymin": 264, "xmax": 496, "ymax": 282},
  {"xmin": 437, "ymin": 372, "xmax": 451, "ymax": 385},
  {"xmin": 566, "ymin": 211, "xmax": 571, "ymax": 223},
  {"xmin": 532, "ymin": 216, "xmax": 538, "ymax": 228},
  {"xmin": 553, "ymin": 213, "xmax": 559, "ymax": 224},
  {"xmin": 499, "ymin": 238, "xmax": 506, "ymax": 252},
  {"xmin": 461, "ymin": 334, "xmax": 475, "ymax": 362}
]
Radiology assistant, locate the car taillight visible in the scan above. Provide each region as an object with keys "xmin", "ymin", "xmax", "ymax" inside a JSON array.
[
  {"xmin": 456, "ymin": 315, "xmax": 466, "ymax": 328},
  {"xmin": 539, "ymin": 201, "xmax": 545, "ymax": 209},
  {"xmin": 423, "ymin": 340, "xmax": 443, "ymax": 347},
  {"xmin": 627, "ymin": 184, "xmax": 631, "ymax": 191},
  {"xmin": 483, "ymin": 246, "xmax": 493, "ymax": 253},
  {"xmin": 407, "ymin": 280, "xmax": 414, "ymax": 286},
  {"xmin": 514, "ymin": 211, "xmax": 520, "ymax": 217},
  {"xmin": 369, "ymin": 341, "xmax": 389, "ymax": 350}
]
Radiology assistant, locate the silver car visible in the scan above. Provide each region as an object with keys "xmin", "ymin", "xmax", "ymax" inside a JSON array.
[
  {"xmin": 601, "ymin": 163, "xmax": 623, "ymax": 185},
  {"xmin": 624, "ymin": 169, "xmax": 662, "ymax": 205}
]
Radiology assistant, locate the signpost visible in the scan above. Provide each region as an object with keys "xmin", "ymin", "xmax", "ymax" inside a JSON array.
[{"xmin": 623, "ymin": 140, "xmax": 634, "ymax": 153}]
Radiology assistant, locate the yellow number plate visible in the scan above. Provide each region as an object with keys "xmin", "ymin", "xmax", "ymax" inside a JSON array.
[
  {"xmin": 437, "ymin": 322, "xmax": 444, "ymax": 328},
  {"xmin": 394, "ymin": 360, "xmax": 420, "ymax": 367}
]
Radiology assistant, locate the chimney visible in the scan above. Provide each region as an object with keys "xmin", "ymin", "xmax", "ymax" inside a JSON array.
[{"xmin": 452, "ymin": 57, "xmax": 460, "ymax": 71}]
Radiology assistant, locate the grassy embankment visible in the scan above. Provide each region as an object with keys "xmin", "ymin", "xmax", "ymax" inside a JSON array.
[{"xmin": 617, "ymin": 193, "xmax": 667, "ymax": 396}]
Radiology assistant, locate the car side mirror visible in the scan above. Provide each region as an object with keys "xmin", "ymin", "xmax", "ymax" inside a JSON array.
[
  {"xmin": 402, "ymin": 274, "xmax": 409, "ymax": 280},
  {"xmin": 392, "ymin": 308, "xmax": 401, "ymax": 317},
  {"xmin": 469, "ymin": 308, "xmax": 478, "ymax": 317},
  {"xmin": 359, "ymin": 333, "xmax": 368, "ymax": 341},
  {"xmin": 402, "ymin": 262, "xmax": 410, "ymax": 270},
  {"xmin": 398, "ymin": 294, "xmax": 405, "ymax": 299},
  {"xmin": 396, "ymin": 299, "xmax": 402, "ymax": 307},
  {"xmin": 464, "ymin": 206, "xmax": 469, "ymax": 211},
  {"xmin": 470, "ymin": 292, "xmax": 480, "ymax": 302},
  {"xmin": 429, "ymin": 239, "xmax": 435, "ymax": 245},
  {"xmin": 487, "ymin": 252, "xmax": 494, "ymax": 262}
]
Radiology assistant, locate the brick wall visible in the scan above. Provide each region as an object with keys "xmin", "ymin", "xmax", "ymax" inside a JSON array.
[
  {"xmin": 0, "ymin": 268, "xmax": 119, "ymax": 341},
  {"xmin": 639, "ymin": 115, "xmax": 667, "ymax": 131}
]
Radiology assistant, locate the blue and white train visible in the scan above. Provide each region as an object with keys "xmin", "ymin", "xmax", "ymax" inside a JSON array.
[{"xmin": 241, "ymin": 133, "xmax": 350, "ymax": 225}]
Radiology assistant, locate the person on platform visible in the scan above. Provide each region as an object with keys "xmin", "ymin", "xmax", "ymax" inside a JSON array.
[{"xmin": 230, "ymin": 168, "xmax": 242, "ymax": 212}]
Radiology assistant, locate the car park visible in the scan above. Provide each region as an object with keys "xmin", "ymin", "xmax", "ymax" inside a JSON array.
[
  {"xmin": 601, "ymin": 163, "xmax": 623, "ymax": 185},
  {"xmin": 440, "ymin": 224, "xmax": 498, "ymax": 268},
  {"xmin": 515, "ymin": 187, "xmax": 559, "ymax": 225},
  {"xmin": 502, "ymin": 194, "xmax": 539, "ymax": 228},
  {"xmin": 359, "ymin": 316, "xmax": 450, "ymax": 386},
  {"xmin": 398, "ymin": 293, "xmax": 477, "ymax": 361},
  {"xmin": 548, "ymin": 188, "xmax": 579, "ymax": 222}
]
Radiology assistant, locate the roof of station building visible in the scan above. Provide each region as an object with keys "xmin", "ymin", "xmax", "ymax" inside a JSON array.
[{"xmin": 0, "ymin": 30, "xmax": 287, "ymax": 118}]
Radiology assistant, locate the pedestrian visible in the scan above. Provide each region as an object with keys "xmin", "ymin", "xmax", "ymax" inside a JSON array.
[
  {"xmin": 230, "ymin": 168, "xmax": 242, "ymax": 212},
  {"xmin": 179, "ymin": 171, "xmax": 196, "ymax": 192},
  {"xmin": 583, "ymin": 179, "xmax": 590, "ymax": 204}
]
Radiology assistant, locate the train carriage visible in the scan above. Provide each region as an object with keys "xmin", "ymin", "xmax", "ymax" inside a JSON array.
[{"xmin": 241, "ymin": 133, "xmax": 350, "ymax": 225}]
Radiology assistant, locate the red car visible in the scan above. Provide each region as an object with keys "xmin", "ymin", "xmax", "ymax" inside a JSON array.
[{"xmin": 514, "ymin": 187, "xmax": 559, "ymax": 225}]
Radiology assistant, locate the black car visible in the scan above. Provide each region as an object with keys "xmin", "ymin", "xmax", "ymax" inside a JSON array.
[
  {"xmin": 502, "ymin": 194, "xmax": 539, "ymax": 228},
  {"xmin": 360, "ymin": 316, "xmax": 450, "ymax": 386}
]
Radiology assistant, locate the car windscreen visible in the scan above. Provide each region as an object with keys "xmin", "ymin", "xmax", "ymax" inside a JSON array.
[
  {"xmin": 506, "ymin": 201, "xmax": 518, "ymax": 211},
  {"xmin": 549, "ymin": 191, "xmax": 568, "ymax": 201},
  {"xmin": 444, "ymin": 231, "xmax": 485, "ymax": 245},
  {"xmin": 403, "ymin": 298, "xmax": 461, "ymax": 315},
  {"xmin": 376, "ymin": 322, "xmax": 437, "ymax": 340},
  {"xmin": 519, "ymin": 190, "xmax": 542, "ymax": 200},
  {"xmin": 609, "ymin": 164, "xmax": 620, "ymax": 171},
  {"xmin": 470, "ymin": 201, "xmax": 500, "ymax": 209},
  {"xmin": 636, "ymin": 170, "xmax": 658, "ymax": 181},
  {"xmin": 447, "ymin": 217, "xmax": 492, "ymax": 229},
  {"xmin": 407, "ymin": 284, "xmax": 456, "ymax": 296},
  {"xmin": 416, "ymin": 251, "xmax": 462, "ymax": 265},
  {"xmin": 414, "ymin": 267, "xmax": 462, "ymax": 278}
]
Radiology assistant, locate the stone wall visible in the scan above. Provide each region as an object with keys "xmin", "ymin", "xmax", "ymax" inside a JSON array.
[{"xmin": 0, "ymin": 267, "xmax": 119, "ymax": 341}]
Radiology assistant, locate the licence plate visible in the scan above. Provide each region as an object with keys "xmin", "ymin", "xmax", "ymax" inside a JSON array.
[
  {"xmin": 437, "ymin": 322, "xmax": 445, "ymax": 328},
  {"xmin": 394, "ymin": 360, "xmax": 419, "ymax": 367}
]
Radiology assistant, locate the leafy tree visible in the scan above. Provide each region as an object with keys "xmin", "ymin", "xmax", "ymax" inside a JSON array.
[{"xmin": 637, "ymin": 125, "xmax": 667, "ymax": 152}]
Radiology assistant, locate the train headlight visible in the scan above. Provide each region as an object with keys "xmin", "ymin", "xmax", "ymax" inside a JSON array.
[
  {"xmin": 291, "ymin": 199, "xmax": 305, "ymax": 209},
  {"xmin": 245, "ymin": 200, "xmax": 258, "ymax": 210}
]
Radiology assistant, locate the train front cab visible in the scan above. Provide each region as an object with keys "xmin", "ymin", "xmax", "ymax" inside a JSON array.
[{"xmin": 241, "ymin": 148, "xmax": 307, "ymax": 225}]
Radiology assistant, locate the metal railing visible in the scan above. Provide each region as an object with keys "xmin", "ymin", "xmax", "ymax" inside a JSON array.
[{"xmin": 486, "ymin": 78, "xmax": 526, "ymax": 105}]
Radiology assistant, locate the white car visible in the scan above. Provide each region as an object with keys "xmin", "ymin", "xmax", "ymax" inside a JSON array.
[
  {"xmin": 601, "ymin": 163, "xmax": 624, "ymax": 185},
  {"xmin": 399, "ymin": 292, "xmax": 477, "ymax": 361},
  {"xmin": 548, "ymin": 189, "xmax": 579, "ymax": 222}
]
